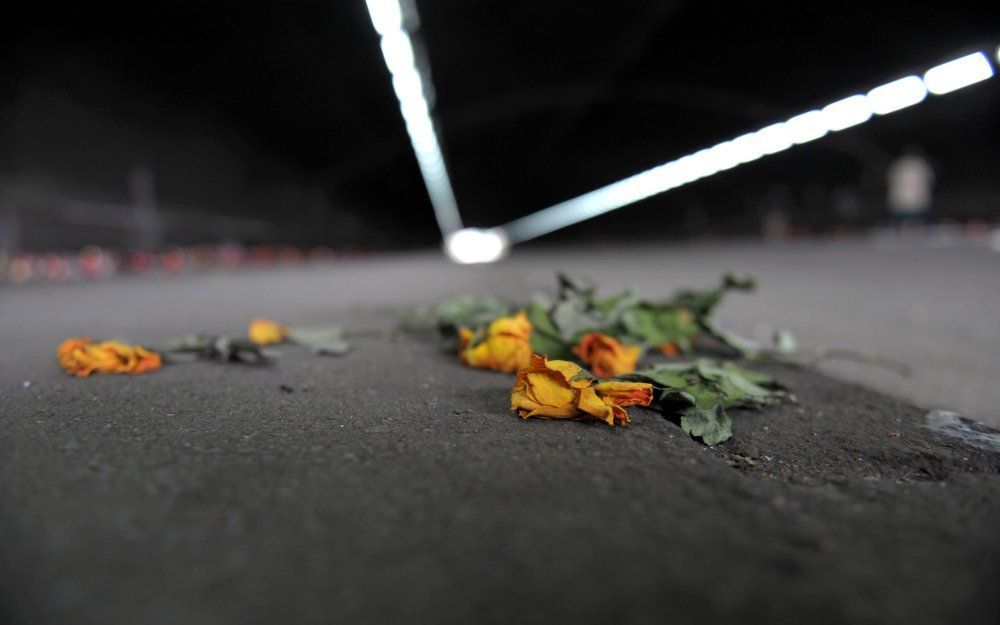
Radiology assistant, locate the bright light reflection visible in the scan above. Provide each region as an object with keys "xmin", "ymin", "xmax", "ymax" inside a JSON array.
[
  {"xmin": 364, "ymin": 0, "xmax": 402, "ymax": 35},
  {"xmin": 364, "ymin": 0, "xmax": 463, "ymax": 236},
  {"xmin": 867, "ymin": 76, "xmax": 927, "ymax": 114},
  {"xmin": 754, "ymin": 122, "xmax": 794, "ymax": 154},
  {"xmin": 729, "ymin": 133, "xmax": 766, "ymax": 164},
  {"xmin": 821, "ymin": 95, "xmax": 872, "ymax": 131},
  {"xmin": 445, "ymin": 228, "xmax": 509, "ymax": 264},
  {"xmin": 924, "ymin": 52, "xmax": 994, "ymax": 94},
  {"xmin": 784, "ymin": 111, "xmax": 828, "ymax": 144}
]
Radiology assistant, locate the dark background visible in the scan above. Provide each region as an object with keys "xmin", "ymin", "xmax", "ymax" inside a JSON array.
[{"xmin": 1, "ymin": 0, "xmax": 997, "ymax": 249}]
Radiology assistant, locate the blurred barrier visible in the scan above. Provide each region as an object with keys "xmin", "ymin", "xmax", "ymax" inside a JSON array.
[{"xmin": 0, "ymin": 243, "xmax": 353, "ymax": 286}]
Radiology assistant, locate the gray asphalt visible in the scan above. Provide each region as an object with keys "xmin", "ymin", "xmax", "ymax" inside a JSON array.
[{"xmin": 2, "ymin": 241, "xmax": 999, "ymax": 624}]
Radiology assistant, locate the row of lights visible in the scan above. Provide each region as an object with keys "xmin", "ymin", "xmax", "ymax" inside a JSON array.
[
  {"xmin": 364, "ymin": 0, "xmax": 464, "ymax": 236},
  {"xmin": 444, "ymin": 48, "xmax": 997, "ymax": 263}
]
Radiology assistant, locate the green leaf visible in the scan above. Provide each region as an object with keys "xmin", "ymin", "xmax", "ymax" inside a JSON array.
[
  {"xmin": 550, "ymin": 292, "xmax": 598, "ymax": 342},
  {"xmin": 149, "ymin": 334, "xmax": 273, "ymax": 365},
  {"xmin": 697, "ymin": 359, "xmax": 782, "ymax": 407},
  {"xmin": 287, "ymin": 326, "xmax": 352, "ymax": 357},
  {"xmin": 619, "ymin": 367, "xmax": 690, "ymax": 390},
  {"xmin": 722, "ymin": 273, "xmax": 756, "ymax": 291},
  {"xmin": 526, "ymin": 299, "xmax": 573, "ymax": 358},
  {"xmin": 433, "ymin": 295, "xmax": 512, "ymax": 334},
  {"xmin": 624, "ymin": 359, "xmax": 785, "ymax": 444},
  {"xmin": 622, "ymin": 305, "xmax": 699, "ymax": 347},
  {"xmin": 687, "ymin": 383, "xmax": 727, "ymax": 410},
  {"xmin": 680, "ymin": 403, "xmax": 733, "ymax": 445},
  {"xmin": 593, "ymin": 290, "xmax": 639, "ymax": 318},
  {"xmin": 288, "ymin": 326, "xmax": 345, "ymax": 345},
  {"xmin": 666, "ymin": 273, "xmax": 756, "ymax": 318},
  {"xmin": 557, "ymin": 273, "xmax": 596, "ymax": 299},
  {"xmin": 721, "ymin": 361, "xmax": 776, "ymax": 386},
  {"xmin": 621, "ymin": 307, "xmax": 663, "ymax": 343}
]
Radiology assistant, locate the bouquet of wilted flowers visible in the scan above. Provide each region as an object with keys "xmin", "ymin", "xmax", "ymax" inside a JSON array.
[{"xmin": 407, "ymin": 273, "xmax": 789, "ymax": 445}]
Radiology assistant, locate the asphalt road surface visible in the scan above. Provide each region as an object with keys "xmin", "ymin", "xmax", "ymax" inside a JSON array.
[{"xmin": 2, "ymin": 240, "xmax": 999, "ymax": 624}]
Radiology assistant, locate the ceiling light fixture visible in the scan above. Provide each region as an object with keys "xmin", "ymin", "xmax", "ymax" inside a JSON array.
[
  {"xmin": 364, "ymin": 0, "xmax": 463, "ymax": 237},
  {"xmin": 498, "ymin": 48, "xmax": 997, "ymax": 244}
]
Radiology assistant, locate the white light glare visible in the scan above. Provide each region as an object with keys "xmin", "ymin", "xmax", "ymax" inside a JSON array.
[
  {"xmin": 445, "ymin": 228, "xmax": 509, "ymax": 264},
  {"xmin": 364, "ymin": 0, "xmax": 402, "ymax": 35},
  {"xmin": 784, "ymin": 111, "xmax": 828, "ymax": 144},
  {"xmin": 924, "ymin": 52, "xmax": 994, "ymax": 95},
  {"xmin": 499, "ymin": 46, "xmax": 997, "ymax": 244},
  {"xmin": 365, "ymin": 0, "xmax": 463, "ymax": 236},
  {"xmin": 867, "ymin": 76, "xmax": 927, "ymax": 114},
  {"xmin": 754, "ymin": 122, "xmax": 794, "ymax": 154},
  {"xmin": 821, "ymin": 94, "xmax": 872, "ymax": 131},
  {"xmin": 379, "ymin": 30, "xmax": 415, "ymax": 75}
]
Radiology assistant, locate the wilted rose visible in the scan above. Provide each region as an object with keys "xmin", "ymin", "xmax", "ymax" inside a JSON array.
[
  {"xmin": 459, "ymin": 311, "xmax": 532, "ymax": 373},
  {"xmin": 573, "ymin": 331, "xmax": 641, "ymax": 377},
  {"xmin": 248, "ymin": 318, "xmax": 289, "ymax": 345},
  {"xmin": 510, "ymin": 354, "xmax": 652, "ymax": 426},
  {"xmin": 57, "ymin": 337, "xmax": 162, "ymax": 377}
]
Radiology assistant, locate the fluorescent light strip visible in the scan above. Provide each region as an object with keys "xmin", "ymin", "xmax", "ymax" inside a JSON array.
[
  {"xmin": 500, "ymin": 50, "xmax": 996, "ymax": 244},
  {"xmin": 923, "ymin": 52, "xmax": 994, "ymax": 94},
  {"xmin": 868, "ymin": 76, "xmax": 927, "ymax": 114},
  {"xmin": 364, "ymin": 0, "xmax": 463, "ymax": 235}
]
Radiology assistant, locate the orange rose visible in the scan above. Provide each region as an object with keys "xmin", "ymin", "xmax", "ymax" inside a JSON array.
[
  {"xmin": 459, "ymin": 311, "xmax": 533, "ymax": 373},
  {"xmin": 248, "ymin": 318, "xmax": 289, "ymax": 345},
  {"xmin": 57, "ymin": 337, "xmax": 162, "ymax": 377},
  {"xmin": 510, "ymin": 354, "xmax": 652, "ymax": 426},
  {"xmin": 659, "ymin": 343, "xmax": 679, "ymax": 357},
  {"xmin": 573, "ymin": 332, "xmax": 640, "ymax": 377}
]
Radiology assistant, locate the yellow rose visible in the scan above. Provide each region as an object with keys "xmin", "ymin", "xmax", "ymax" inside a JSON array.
[
  {"xmin": 573, "ymin": 331, "xmax": 640, "ymax": 377},
  {"xmin": 510, "ymin": 354, "xmax": 653, "ymax": 426},
  {"xmin": 459, "ymin": 311, "xmax": 533, "ymax": 373},
  {"xmin": 57, "ymin": 337, "xmax": 162, "ymax": 377},
  {"xmin": 248, "ymin": 318, "xmax": 289, "ymax": 345}
]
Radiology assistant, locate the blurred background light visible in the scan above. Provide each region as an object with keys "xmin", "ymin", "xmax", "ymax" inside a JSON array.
[
  {"xmin": 867, "ymin": 76, "xmax": 927, "ymax": 114},
  {"xmin": 363, "ymin": 0, "xmax": 402, "ymax": 36},
  {"xmin": 784, "ymin": 111, "xmax": 829, "ymax": 144},
  {"xmin": 364, "ymin": 0, "xmax": 463, "ymax": 237},
  {"xmin": 754, "ymin": 123, "xmax": 795, "ymax": 155},
  {"xmin": 923, "ymin": 52, "xmax": 994, "ymax": 95},
  {"xmin": 444, "ymin": 228, "xmax": 509, "ymax": 264},
  {"xmin": 820, "ymin": 95, "xmax": 873, "ymax": 131},
  {"xmin": 729, "ymin": 133, "xmax": 767, "ymax": 164}
]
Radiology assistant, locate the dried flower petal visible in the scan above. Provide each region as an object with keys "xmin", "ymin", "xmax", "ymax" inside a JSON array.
[
  {"xmin": 510, "ymin": 354, "xmax": 652, "ymax": 426},
  {"xmin": 460, "ymin": 311, "xmax": 533, "ymax": 373},
  {"xmin": 57, "ymin": 337, "xmax": 162, "ymax": 377},
  {"xmin": 248, "ymin": 318, "xmax": 289, "ymax": 345},
  {"xmin": 573, "ymin": 332, "xmax": 641, "ymax": 377}
]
